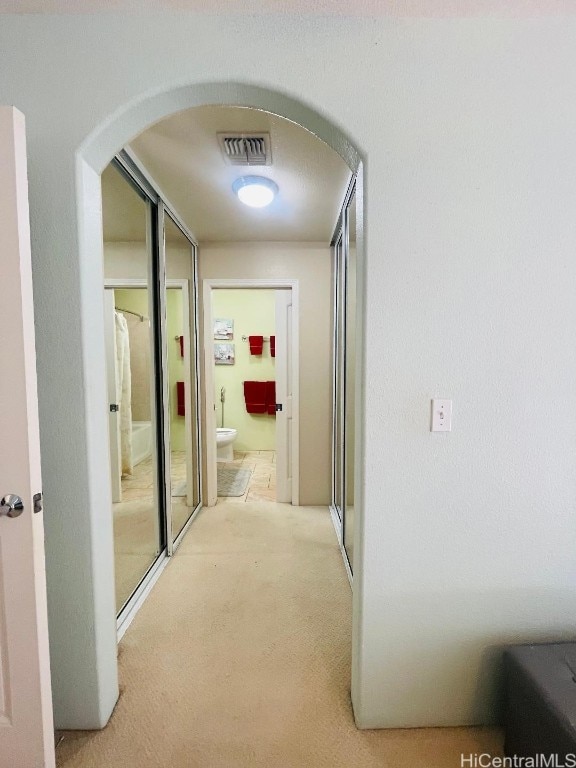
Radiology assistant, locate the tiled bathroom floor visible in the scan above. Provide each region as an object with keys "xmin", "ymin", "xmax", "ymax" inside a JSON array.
[
  {"xmin": 117, "ymin": 451, "xmax": 187, "ymax": 503},
  {"xmin": 218, "ymin": 450, "xmax": 276, "ymax": 503}
]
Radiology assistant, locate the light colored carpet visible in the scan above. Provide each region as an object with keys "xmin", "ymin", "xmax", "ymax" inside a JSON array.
[
  {"xmin": 217, "ymin": 466, "xmax": 252, "ymax": 496},
  {"xmin": 56, "ymin": 501, "xmax": 503, "ymax": 768}
]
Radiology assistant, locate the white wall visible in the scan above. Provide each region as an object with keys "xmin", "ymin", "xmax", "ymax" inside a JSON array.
[{"xmin": 2, "ymin": 11, "xmax": 576, "ymax": 729}]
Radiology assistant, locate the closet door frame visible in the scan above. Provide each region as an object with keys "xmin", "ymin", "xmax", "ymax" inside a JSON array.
[
  {"xmin": 106, "ymin": 151, "xmax": 202, "ymax": 635},
  {"xmin": 117, "ymin": 152, "xmax": 203, "ymax": 550},
  {"xmin": 160, "ymin": 206, "xmax": 203, "ymax": 551},
  {"xmin": 108, "ymin": 156, "xmax": 169, "ymax": 625},
  {"xmin": 330, "ymin": 175, "xmax": 356, "ymax": 583},
  {"xmin": 331, "ymin": 229, "xmax": 344, "ymax": 524}
]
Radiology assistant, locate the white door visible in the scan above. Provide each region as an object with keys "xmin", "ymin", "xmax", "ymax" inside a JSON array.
[
  {"xmin": 0, "ymin": 107, "xmax": 55, "ymax": 767},
  {"xmin": 275, "ymin": 289, "xmax": 293, "ymax": 503}
]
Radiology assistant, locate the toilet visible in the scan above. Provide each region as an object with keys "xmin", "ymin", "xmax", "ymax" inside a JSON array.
[{"xmin": 216, "ymin": 427, "xmax": 237, "ymax": 461}]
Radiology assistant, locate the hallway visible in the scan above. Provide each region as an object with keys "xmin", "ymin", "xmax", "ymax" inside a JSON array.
[{"xmin": 56, "ymin": 502, "xmax": 503, "ymax": 767}]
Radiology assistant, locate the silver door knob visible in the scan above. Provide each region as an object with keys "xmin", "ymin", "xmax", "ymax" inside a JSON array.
[{"xmin": 0, "ymin": 494, "xmax": 24, "ymax": 518}]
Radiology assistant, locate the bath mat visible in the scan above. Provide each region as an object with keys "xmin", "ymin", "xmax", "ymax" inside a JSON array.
[
  {"xmin": 172, "ymin": 480, "xmax": 187, "ymax": 497},
  {"xmin": 217, "ymin": 467, "xmax": 252, "ymax": 497}
]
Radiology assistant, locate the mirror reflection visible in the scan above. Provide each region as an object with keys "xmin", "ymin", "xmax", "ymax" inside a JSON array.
[
  {"xmin": 102, "ymin": 163, "xmax": 163, "ymax": 613},
  {"xmin": 165, "ymin": 213, "xmax": 201, "ymax": 543},
  {"xmin": 344, "ymin": 192, "xmax": 357, "ymax": 570}
]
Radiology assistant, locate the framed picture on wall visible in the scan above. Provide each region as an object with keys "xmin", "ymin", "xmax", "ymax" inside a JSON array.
[
  {"xmin": 214, "ymin": 318, "xmax": 234, "ymax": 340},
  {"xmin": 214, "ymin": 343, "xmax": 235, "ymax": 365}
]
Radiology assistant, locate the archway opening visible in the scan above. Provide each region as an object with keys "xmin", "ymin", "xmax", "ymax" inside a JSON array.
[{"xmin": 66, "ymin": 81, "xmax": 365, "ymax": 734}]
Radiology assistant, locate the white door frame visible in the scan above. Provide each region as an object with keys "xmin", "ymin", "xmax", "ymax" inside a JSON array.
[
  {"xmin": 0, "ymin": 106, "xmax": 55, "ymax": 767},
  {"xmin": 202, "ymin": 278, "xmax": 300, "ymax": 506}
]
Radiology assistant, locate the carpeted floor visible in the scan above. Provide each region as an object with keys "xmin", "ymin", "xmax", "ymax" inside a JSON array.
[{"xmin": 56, "ymin": 501, "xmax": 503, "ymax": 768}]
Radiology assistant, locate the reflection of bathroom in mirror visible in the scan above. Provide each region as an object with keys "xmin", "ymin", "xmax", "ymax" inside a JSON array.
[
  {"xmin": 101, "ymin": 160, "xmax": 202, "ymax": 617},
  {"xmin": 101, "ymin": 161, "xmax": 163, "ymax": 615},
  {"xmin": 165, "ymin": 213, "xmax": 201, "ymax": 543}
]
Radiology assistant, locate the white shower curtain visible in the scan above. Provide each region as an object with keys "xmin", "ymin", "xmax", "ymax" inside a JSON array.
[{"xmin": 115, "ymin": 311, "xmax": 133, "ymax": 477}]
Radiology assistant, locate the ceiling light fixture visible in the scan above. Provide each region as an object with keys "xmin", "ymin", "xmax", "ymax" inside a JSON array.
[{"xmin": 232, "ymin": 176, "xmax": 278, "ymax": 208}]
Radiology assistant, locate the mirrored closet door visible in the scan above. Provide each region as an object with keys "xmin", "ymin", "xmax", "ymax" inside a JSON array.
[
  {"xmin": 332, "ymin": 232, "xmax": 344, "ymax": 523},
  {"xmin": 344, "ymin": 191, "xmax": 357, "ymax": 569},
  {"xmin": 163, "ymin": 211, "xmax": 202, "ymax": 544},
  {"xmin": 101, "ymin": 153, "xmax": 202, "ymax": 620},
  {"xmin": 331, "ymin": 180, "xmax": 357, "ymax": 576}
]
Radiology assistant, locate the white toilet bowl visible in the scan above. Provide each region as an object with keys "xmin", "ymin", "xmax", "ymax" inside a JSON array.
[{"xmin": 216, "ymin": 427, "xmax": 237, "ymax": 461}]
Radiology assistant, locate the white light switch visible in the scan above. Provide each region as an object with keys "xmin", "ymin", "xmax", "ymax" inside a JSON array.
[{"xmin": 431, "ymin": 399, "xmax": 452, "ymax": 432}]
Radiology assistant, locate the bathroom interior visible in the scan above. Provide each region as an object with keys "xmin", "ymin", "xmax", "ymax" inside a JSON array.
[
  {"xmin": 100, "ymin": 104, "xmax": 357, "ymax": 624},
  {"xmin": 213, "ymin": 287, "xmax": 278, "ymax": 503}
]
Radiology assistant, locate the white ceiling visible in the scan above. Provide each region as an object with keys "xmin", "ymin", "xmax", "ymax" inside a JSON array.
[{"xmin": 102, "ymin": 105, "xmax": 351, "ymax": 244}]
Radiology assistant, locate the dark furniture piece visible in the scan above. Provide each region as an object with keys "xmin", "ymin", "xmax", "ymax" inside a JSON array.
[{"xmin": 504, "ymin": 643, "xmax": 576, "ymax": 759}]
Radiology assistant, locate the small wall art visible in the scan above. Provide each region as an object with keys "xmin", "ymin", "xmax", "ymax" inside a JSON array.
[
  {"xmin": 214, "ymin": 318, "xmax": 234, "ymax": 340},
  {"xmin": 214, "ymin": 343, "xmax": 235, "ymax": 365}
]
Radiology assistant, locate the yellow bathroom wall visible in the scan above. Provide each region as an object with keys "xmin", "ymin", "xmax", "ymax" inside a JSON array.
[
  {"xmin": 166, "ymin": 288, "xmax": 186, "ymax": 452},
  {"xmin": 212, "ymin": 289, "xmax": 276, "ymax": 452}
]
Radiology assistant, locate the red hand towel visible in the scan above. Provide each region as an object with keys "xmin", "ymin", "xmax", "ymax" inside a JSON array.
[
  {"xmin": 249, "ymin": 335, "xmax": 263, "ymax": 355},
  {"xmin": 243, "ymin": 381, "xmax": 267, "ymax": 414},
  {"xmin": 270, "ymin": 336, "xmax": 275, "ymax": 358},
  {"xmin": 176, "ymin": 381, "xmax": 185, "ymax": 416},
  {"xmin": 266, "ymin": 380, "xmax": 276, "ymax": 415}
]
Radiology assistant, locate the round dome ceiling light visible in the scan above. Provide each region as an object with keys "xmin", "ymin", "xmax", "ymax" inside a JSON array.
[{"xmin": 232, "ymin": 176, "xmax": 279, "ymax": 208}]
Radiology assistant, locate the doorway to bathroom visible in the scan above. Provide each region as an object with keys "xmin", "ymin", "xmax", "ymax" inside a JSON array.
[{"xmin": 203, "ymin": 280, "xmax": 299, "ymax": 506}]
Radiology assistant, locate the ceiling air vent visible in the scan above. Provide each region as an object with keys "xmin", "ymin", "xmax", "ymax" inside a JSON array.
[{"xmin": 217, "ymin": 133, "xmax": 272, "ymax": 166}]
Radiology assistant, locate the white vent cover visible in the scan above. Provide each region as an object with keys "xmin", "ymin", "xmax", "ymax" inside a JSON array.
[{"xmin": 217, "ymin": 132, "xmax": 272, "ymax": 166}]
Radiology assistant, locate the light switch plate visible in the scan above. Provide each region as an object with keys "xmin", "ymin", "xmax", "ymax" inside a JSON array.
[{"xmin": 431, "ymin": 399, "xmax": 452, "ymax": 432}]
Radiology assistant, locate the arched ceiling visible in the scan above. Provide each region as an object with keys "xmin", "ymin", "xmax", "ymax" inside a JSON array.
[{"xmin": 102, "ymin": 105, "xmax": 351, "ymax": 244}]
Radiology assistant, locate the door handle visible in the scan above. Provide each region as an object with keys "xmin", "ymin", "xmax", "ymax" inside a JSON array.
[{"xmin": 0, "ymin": 494, "xmax": 24, "ymax": 518}]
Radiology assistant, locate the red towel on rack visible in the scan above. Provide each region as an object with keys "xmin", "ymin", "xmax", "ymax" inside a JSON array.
[
  {"xmin": 176, "ymin": 381, "xmax": 185, "ymax": 416},
  {"xmin": 266, "ymin": 381, "xmax": 276, "ymax": 415},
  {"xmin": 249, "ymin": 335, "xmax": 264, "ymax": 355},
  {"xmin": 178, "ymin": 335, "xmax": 184, "ymax": 358},
  {"xmin": 270, "ymin": 336, "xmax": 275, "ymax": 358},
  {"xmin": 243, "ymin": 381, "xmax": 267, "ymax": 414}
]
